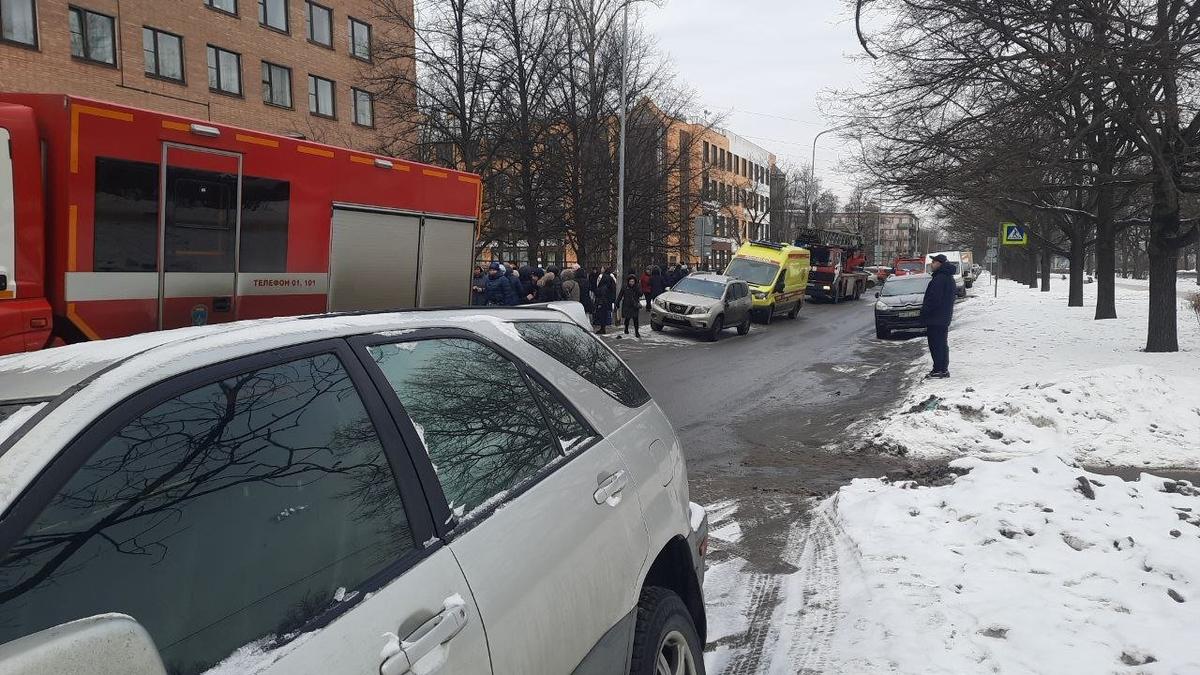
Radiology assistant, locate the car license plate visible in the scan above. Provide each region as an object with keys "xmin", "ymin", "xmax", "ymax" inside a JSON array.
[{"xmin": 900, "ymin": 310, "xmax": 920, "ymax": 318}]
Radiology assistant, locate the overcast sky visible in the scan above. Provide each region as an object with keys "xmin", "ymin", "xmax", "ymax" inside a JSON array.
[{"xmin": 642, "ymin": 0, "xmax": 871, "ymax": 203}]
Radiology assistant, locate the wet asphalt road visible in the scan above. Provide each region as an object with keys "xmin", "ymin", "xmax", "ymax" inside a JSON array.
[{"xmin": 608, "ymin": 297, "xmax": 939, "ymax": 575}]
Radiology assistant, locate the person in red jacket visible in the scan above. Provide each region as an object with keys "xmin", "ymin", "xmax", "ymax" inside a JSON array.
[{"xmin": 640, "ymin": 267, "xmax": 653, "ymax": 308}]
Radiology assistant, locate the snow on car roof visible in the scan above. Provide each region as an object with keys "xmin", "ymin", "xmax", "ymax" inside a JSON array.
[{"xmin": 0, "ymin": 305, "xmax": 586, "ymax": 403}]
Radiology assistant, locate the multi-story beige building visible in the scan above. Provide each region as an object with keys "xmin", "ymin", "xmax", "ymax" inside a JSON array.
[
  {"xmin": 0, "ymin": 0, "xmax": 411, "ymax": 150},
  {"xmin": 828, "ymin": 210, "xmax": 921, "ymax": 264},
  {"xmin": 668, "ymin": 121, "xmax": 775, "ymax": 270}
]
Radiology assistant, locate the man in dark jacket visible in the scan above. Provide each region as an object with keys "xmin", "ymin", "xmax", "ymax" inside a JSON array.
[
  {"xmin": 649, "ymin": 266, "xmax": 667, "ymax": 299},
  {"xmin": 920, "ymin": 254, "xmax": 957, "ymax": 378},
  {"xmin": 484, "ymin": 263, "xmax": 514, "ymax": 306}
]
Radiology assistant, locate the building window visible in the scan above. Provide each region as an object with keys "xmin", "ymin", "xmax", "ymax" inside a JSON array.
[
  {"xmin": 258, "ymin": 0, "xmax": 287, "ymax": 32},
  {"xmin": 702, "ymin": 141, "xmax": 710, "ymax": 164},
  {"xmin": 206, "ymin": 45, "xmax": 241, "ymax": 95},
  {"xmin": 204, "ymin": 0, "xmax": 237, "ymax": 15},
  {"xmin": 348, "ymin": 16, "xmax": 370, "ymax": 60},
  {"xmin": 143, "ymin": 27, "xmax": 183, "ymax": 82},
  {"xmin": 307, "ymin": 74, "xmax": 334, "ymax": 117},
  {"xmin": 261, "ymin": 61, "xmax": 292, "ymax": 107},
  {"xmin": 1, "ymin": 0, "xmax": 38, "ymax": 47},
  {"xmin": 68, "ymin": 6, "xmax": 116, "ymax": 65},
  {"xmin": 352, "ymin": 87, "xmax": 373, "ymax": 127},
  {"xmin": 305, "ymin": 1, "xmax": 331, "ymax": 46}
]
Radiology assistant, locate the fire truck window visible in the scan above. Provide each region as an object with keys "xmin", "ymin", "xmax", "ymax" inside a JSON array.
[
  {"xmin": 94, "ymin": 157, "xmax": 159, "ymax": 273},
  {"xmin": 165, "ymin": 167, "xmax": 237, "ymax": 273},
  {"xmin": 240, "ymin": 176, "xmax": 290, "ymax": 272}
]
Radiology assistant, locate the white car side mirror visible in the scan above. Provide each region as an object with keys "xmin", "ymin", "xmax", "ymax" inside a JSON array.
[{"xmin": 0, "ymin": 614, "xmax": 168, "ymax": 675}]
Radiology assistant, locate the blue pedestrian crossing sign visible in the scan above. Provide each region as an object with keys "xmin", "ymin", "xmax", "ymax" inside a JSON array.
[{"xmin": 1001, "ymin": 223, "xmax": 1028, "ymax": 246}]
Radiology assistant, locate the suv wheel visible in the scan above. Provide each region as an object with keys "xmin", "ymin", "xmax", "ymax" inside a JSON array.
[
  {"xmin": 706, "ymin": 315, "xmax": 723, "ymax": 342},
  {"xmin": 629, "ymin": 587, "xmax": 705, "ymax": 675},
  {"xmin": 651, "ymin": 321, "xmax": 664, "ymax": 332}
]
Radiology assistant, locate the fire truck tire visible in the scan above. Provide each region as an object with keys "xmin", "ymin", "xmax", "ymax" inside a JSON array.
[{"xmin": 853, "ymin": 284, "xmax": 862, "ymax": 301}]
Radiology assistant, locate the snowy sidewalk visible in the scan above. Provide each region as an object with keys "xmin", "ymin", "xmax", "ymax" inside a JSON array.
[
  {"xmin": 827, "ymin": 453, "xmax": 1200, "ymax": 673},
  {"xmin": 818, "ymin": 276, "xmax": 1200, "ymax": 673},
  {"xmin": 858, "ymin": 276, "xmax": 1200, "ymax": 468}
]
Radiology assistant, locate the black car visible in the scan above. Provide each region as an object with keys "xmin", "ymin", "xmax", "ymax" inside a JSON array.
[{"xmin": 874, "ymin": 273, "xmax": 932, "ymax": 338}]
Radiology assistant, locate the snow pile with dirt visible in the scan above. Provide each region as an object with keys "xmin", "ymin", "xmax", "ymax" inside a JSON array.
[
  {"xmin": 827, "ymin": 452, "xmax": 1200, "ymax": 673},
  {"xmin": 861, "ymin": 277, "xmax": 1200, "ymax": 468}
]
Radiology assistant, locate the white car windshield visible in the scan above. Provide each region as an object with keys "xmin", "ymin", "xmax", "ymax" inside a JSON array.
[{"xmin": 672, "ymin": 277, "xmax": 726, "ymax": 299}]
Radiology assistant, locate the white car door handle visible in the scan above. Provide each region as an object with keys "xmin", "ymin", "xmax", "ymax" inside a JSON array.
[
  {"xmin": 593, "ymin": 470, "xmax": 629, "ymax": 505},
  {"xmin": 380, "ymin": 601, "xmax": 469, "ymax": 675}
]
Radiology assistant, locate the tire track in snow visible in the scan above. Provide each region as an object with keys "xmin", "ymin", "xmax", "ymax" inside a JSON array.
[
  {"xmin": 779, "ymin": 508, "xmax": 841, "ymax": 675},
  {"xmin": 720, "ymin": 572, "xmax": 782, "ymax": 675}
]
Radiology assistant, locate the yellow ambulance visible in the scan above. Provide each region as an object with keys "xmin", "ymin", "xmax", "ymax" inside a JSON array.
[{"xmin": 724, "ymin": 241, "xmax": 811, "ymax": 322}]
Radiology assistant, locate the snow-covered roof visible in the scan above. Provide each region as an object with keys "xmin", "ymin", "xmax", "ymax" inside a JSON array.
[{"xmin": 0, "ymin": 304, "xmax": 589, "ymax": 403}]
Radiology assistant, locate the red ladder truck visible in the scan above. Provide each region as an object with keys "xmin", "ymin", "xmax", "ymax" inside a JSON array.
[
  {"xmin": 0, "ymin": 94, "xmax": 482, "ymax": 355},
  {"xmin": 793, "ymin": 228, "xmax": 870, "ymax": 303}
]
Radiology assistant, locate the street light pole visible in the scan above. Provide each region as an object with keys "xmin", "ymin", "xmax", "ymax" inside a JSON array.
[
  {"xmin": 808, "ymin": 123, "xmax": 852, "ymax": 230},
  {"xmin": 615, "ymin": 2, "xmax": 629, "ymax": 276}
]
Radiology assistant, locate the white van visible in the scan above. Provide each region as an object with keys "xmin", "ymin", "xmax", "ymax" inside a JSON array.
[{"xmin": 926, "ymin": 251, "xmax": 968, "ymax": 298}]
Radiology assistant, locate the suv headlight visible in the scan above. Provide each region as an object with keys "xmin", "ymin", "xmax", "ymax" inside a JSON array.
[
  {"xmin": 652, "ymin": 297, "xmax": 665, "ymax": 309},
  {"xmin": 688, "ymin": 305, "xmax": 708, "ymax": 315},
  {"xmin": 752, "ymin": 290, "xmax": 768, "ymax": 299},
  {"xmin": 875, "ymin": 300, "xmax": 889, "ymax": 311}
]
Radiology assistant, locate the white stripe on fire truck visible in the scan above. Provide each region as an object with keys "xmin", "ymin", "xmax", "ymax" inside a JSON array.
[
  {"xmin": 65, "ymin": 272, "xmax": 333, "ymax": 301},
  {"xmin": 65, "ymin": 272, "xmax": 158, "ymax": 301},
  {"xmin": 163, "ymin": 273, "xmax": 236, "ymax": 298}
]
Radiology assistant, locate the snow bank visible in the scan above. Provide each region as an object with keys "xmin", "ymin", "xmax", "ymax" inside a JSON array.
[
  {"xmin": 861, "ymin": 277, "xmax": 1200, "ymax": 467},
  {"xmin": 828, "ymin": 452, "xmax": 1200, "ymax": 673}
]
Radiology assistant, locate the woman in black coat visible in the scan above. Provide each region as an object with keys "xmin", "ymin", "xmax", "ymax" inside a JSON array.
[
  {"xmin": 592, "ymin": 268, "xmax": 616, "ymax": 334},
  {"xmin": 616, "ymin": 274, "xmax": 643, "ymax": 337}
]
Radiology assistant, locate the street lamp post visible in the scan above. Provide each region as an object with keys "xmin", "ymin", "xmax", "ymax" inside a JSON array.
[
  {"xmin": 615, "ymin": 3, "xmax": 629, "ymax": 276},
  {"xmin": 808, "ymin": 123, "xmax": 853, "ymax": 230}
]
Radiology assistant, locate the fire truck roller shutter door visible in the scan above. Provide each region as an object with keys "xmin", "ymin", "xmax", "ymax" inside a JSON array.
[
  {"xmin": 417, "ymin": 217, "xmax": 475, "ymax": 307},
  {"xmin": 328, "ymin": 207, "xmax": 420, "ymax": 311}
]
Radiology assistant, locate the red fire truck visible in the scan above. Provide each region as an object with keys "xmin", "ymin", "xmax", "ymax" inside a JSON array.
[
  {"xmin": 793, "ymin": 228, "xmax": 870, "ymax": 303},
  {"xmin": 0, "ymin": 94, "xmax": 482, "ymax": 355}
]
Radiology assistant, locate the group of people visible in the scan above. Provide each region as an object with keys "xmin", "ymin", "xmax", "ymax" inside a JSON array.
[
  {"xmin": 471, "ymin": 262, "xmax": 578, "ymax": 307},
  {"xmin": 470, "ymin": 260, "xmax": 692, "ymax": 337}
]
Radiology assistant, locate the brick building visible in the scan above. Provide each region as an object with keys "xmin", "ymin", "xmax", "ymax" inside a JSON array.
[
  {"xmin": 668, "ymin": 120, "xmax": 776, "ymax": 270},
  {"xmin": 0, "ymin": 0, "xmax": 411, "ymax": 150}
]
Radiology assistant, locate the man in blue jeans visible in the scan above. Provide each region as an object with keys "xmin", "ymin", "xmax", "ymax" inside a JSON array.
[{"xmin": 920, "ymin": 254, "xmax": 957, "ymax": 378}]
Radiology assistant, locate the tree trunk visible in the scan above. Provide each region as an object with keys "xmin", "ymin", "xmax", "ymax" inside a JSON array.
[
  {"xmin": 1027, "ymin": 248, "xmax": 1038, "ymax": 288},
  {"xmin": 1069, "ymin": 232, "xmax": 1086, "ymax": 306},
  {"xmin": 1094, "ymin": 182, "xmax": 1117, "ymax": 318},
  {"xmin": 1041, "ymin": 246, "xmax": 1051, "ymax": 292},
  {"xmin": 1146, "ymin": 176, "xmax": 1180, "ymax": 353}
]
